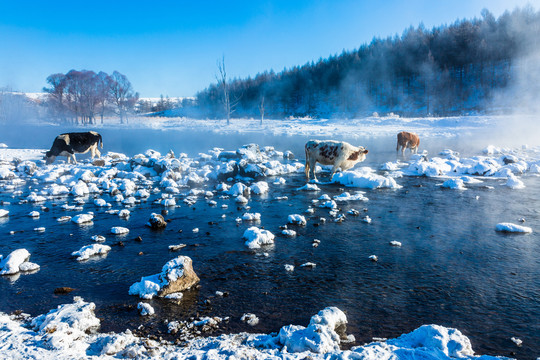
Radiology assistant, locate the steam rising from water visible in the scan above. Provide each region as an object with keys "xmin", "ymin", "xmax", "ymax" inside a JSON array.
[{"xmin": 488, "ymin": 48, "xmax": 540, "ymax": 147}]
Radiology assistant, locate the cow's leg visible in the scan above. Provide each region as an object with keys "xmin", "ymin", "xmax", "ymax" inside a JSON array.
[
  {"xmin": 330, "ymin": 164, "xmax": 340, "ymax": 180},
  {"xmin": 309, "ymin": 159, "xmax": 317, "ymax": 181},
  {"xmin": 71, "ymin": 154, "xmax": 77, "ymax": 164},
  {"xmin": 305, "ymin": 153, "xmax": 311, "ymax": 180},
  {"xmin": 402, "ymin": 142, "xmax": 409, "ymax": 155},
  {"xmin": 91, "ymin": 144, "xmax": 101, "ymax": 159}
]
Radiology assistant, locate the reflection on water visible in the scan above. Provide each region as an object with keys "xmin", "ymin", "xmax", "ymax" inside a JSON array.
[{"xmin": 0, "ymin": 125, "xmax": 539, "ymax": 359}]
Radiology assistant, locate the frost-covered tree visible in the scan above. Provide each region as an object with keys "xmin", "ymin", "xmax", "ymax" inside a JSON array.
[
  {"xmin": 195, "ymin": 6, "xmax": 540, "ymax": 118},
  {"xmin": 43, "ymin": 70, "xmax": 138, "ymax": 124},
  {"xmin": 109, "ymin": 71, "xmax": 139, "ymax": 124}
]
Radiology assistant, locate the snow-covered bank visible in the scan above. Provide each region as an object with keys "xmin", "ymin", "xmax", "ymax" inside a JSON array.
[{"xmin": 0, "ymin": 298, "xmax": 505, "ymax": 359}]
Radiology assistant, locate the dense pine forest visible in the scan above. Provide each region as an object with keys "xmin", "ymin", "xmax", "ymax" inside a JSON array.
[{"xmin": 194, "ymin": 7, "xmax": 540, "ymax": 119}]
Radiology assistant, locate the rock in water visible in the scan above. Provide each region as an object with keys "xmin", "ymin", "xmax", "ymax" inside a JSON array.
[
  {"xmin": 128, "ymin": 256, "xmax": 202, "ymax": 299},
  {"xmin": 147, "ymin": 213, "xmax": 167, "ymax": 229},
  {"xmin": 159, "ymin": 256, "xmax": 200, "ymax": 297},
  {"xmin": 54, "ymin": 287, "xmax": 75, "ymax": 295}
]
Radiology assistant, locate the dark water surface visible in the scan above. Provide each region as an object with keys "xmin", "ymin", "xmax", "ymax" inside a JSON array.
[{"xmin": 0, "ymin": 124, "xmax": 539, "ymax": 359}]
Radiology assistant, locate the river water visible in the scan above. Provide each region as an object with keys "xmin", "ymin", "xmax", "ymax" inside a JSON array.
[{"xmin": 0, "ymin": 123, "xmax": 538, "ymax": 359}]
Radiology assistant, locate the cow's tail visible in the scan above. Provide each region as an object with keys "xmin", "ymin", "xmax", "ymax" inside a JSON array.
[
  {"xmin": 304, "ymin": 145, "xmax": 310, "ymax": 179},
  {"xmin": 98, "ymin": 134, "xmax": 103, "ymax": 149}
]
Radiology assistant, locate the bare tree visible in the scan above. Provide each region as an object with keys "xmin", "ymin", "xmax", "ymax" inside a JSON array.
[{"xmin": 216, "ymin": 56, "xmax": 240, "ymax": 125}]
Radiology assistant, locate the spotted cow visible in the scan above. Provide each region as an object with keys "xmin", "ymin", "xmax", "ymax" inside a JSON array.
[
  {"xmin": 305, "ymin": 140, "xmax": 369, "ymax": 181},
  {"xmin": 45, "ymin": 131, "xmax": 103, "ymax": 164},
  {"xmin": 396, "ymin": 131, "xmax": 420, "ymax": 154}
]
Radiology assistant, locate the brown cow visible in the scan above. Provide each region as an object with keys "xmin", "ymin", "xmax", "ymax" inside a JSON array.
[
  {"xmin": 305, "ymin": 140, "xmax": 369, "ymax": 181},
  {"xmin": 396, "ymin": 131, "xmax": 420, "ymax": 155}
]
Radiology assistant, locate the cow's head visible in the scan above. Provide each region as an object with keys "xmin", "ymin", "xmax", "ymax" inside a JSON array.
[
  {"xmin": 347, "ymin": 147, "xmax": 369, "ymax": 162},
  {"xmin": 44, "ymin": 151, "xmax": 56, "ymax": 164}
]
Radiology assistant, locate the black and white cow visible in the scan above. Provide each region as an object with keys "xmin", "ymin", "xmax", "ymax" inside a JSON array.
[
  {"xmin": 45, "ymin": 131, "xmax": 103, "ymax": 164},
  {"xmin": 305, "ymin": 140, "xmax": 369, "ymax": 181}
]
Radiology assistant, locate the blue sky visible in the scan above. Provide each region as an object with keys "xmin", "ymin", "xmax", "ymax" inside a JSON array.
[{"xmin": 1, "ymin": 0, "xmax": 538, "ymax": 97}]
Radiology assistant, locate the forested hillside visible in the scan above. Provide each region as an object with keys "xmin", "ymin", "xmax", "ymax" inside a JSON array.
[{"xmin": 195, "ymin": 7, "xmax": 540, "ymax": 119}]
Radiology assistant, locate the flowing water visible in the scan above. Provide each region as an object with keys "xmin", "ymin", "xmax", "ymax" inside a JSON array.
[{"xmin": 0, "ymin": 124, "xmax": 538, "ymax": 359}]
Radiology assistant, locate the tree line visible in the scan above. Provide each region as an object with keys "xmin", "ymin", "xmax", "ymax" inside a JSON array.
[
  {"xmin": 195, "ymin": 7, "xmax": 540, "ymax": 119},
  {"xmin": 43, "ymin": 70, "xmax": 139, "ymax": 124}
]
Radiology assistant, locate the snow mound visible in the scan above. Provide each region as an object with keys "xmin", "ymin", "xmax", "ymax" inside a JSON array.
[
  {"xmin": 243, "ymin": 227, "xmax": 275, "ymax": 249},
  {"xmin": 0, "ymin": 249, "xmax": 39, "ymax": 275},
  {"xmin": 441, "ymin": 178, "xmax": 466, "ymax": 190},
  {"xmin": 385, "ymin": 324, "xmax": 474, "ymax": 358},
  {"xmin": 333, "ymin": 191, "xmax": 368, "ymax": 202},
  {"xmin": 71, "ymin": 244, "xmax": 111, "ymax": 261},
  {"xmin": 30, "ymin": 297, "xmax": 100, "ymax": 350},
  {"xmin": 242, "ymin": 212, "xmax": 261, "ymax": 221},
  {"xmin": 259, "ymin": 307, "xmax": 347, "ymax": 354},
  {"xmin": 495, "ymin": 222, "xmax": 532, "ymax": 233},
  {"xmin": 137, "ymin": 302, "xmax": 155, "ymax": 316},
  {"xmin": 250, "ymin": 181, "xmax": 269, "ymax": 195},
  {"xmin": 296, "ymin": 183, "xmax": 321, "ymax": 191},
  {"xmin": 288, "ymin": 214, "xmax": 307, "ymax": 226},
  {"xmin": 111, "ymin": 226, "xmax": 129, "ymax": 235},
  {"xmin": 71, "ymin": 213, "xmax": 94, "ymax": 224},
  {"xmin": 506, "ymin": 174, "xmax": 525, "ymax": 189},
  {"xmin": 332, "ymin": 169, "xmax": 401, "ymax": 189},
  {"xmin": 0, "ymin": 303, "xmax": 507, "ymax": 359}
]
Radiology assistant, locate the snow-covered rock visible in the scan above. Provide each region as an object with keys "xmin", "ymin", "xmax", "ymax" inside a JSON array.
[
  {"xmin": 441, "ymin": 178, "xmax": 466, "ymax": 190},
  {"xmin": 0, "ymin": 249, "xmax": 39, "ymax": 275},
  {"xmin": 240, "ymin": 313, "xmax": 259, "ymax": 326},
  {"xmin": 506, "ymin": 174, "xmax": 525, "ymax": 189},
  {"xmin": 243, "ymin": 227, "xmax": 275, "ymax": 249},
  {"xmin": 332, "ymin": 169, "xmax": 402, "ymax": 189},
  {"xmin": 30, "ymin": 297, "xmax": 100, "ymax": 350},
  {"xmin": 146, "ymin": 213, "xmax": 167, "ymax": 229},
  {"xmin": 288, "ymin": 214, "xmax": 307, "ymax": 226},
  {"xmin": 266, "ymin": 307, "xmax": 347, "ymax": 354},
  {"xmin": 281, "ymin": 229, "xmax": 297, "ymax": 237},
  {"xmin": 71, "ymin": 244, "xmax": 111, "ymax": 261},
  {"xmin": 495, "ymin": 222, "xmax": 532, "ymax": 233},
  {"xmin": 129, "ymin": 256, "xmax": 200, "ymax": 299},
  {"xmin": 333, "ymin": 191, "xmax": 368, "ymax": 202},
  {"xmin": 242, "ymin": 212, "xmax": 261, "ymax": 221},
  {"xmin": 250, "ymin": 181, "xmax": 269, "ymax": 195},
  {"xmin": 71, "ymin": 214, "xmax": 94, "ymax": 224},
  {"xmin": 111, "ymin": 226, "xmax": 129, "ymax": 235},
  {"xmin": 137, "ymin": 302, "xmax": 155, "ymax": 316}
]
